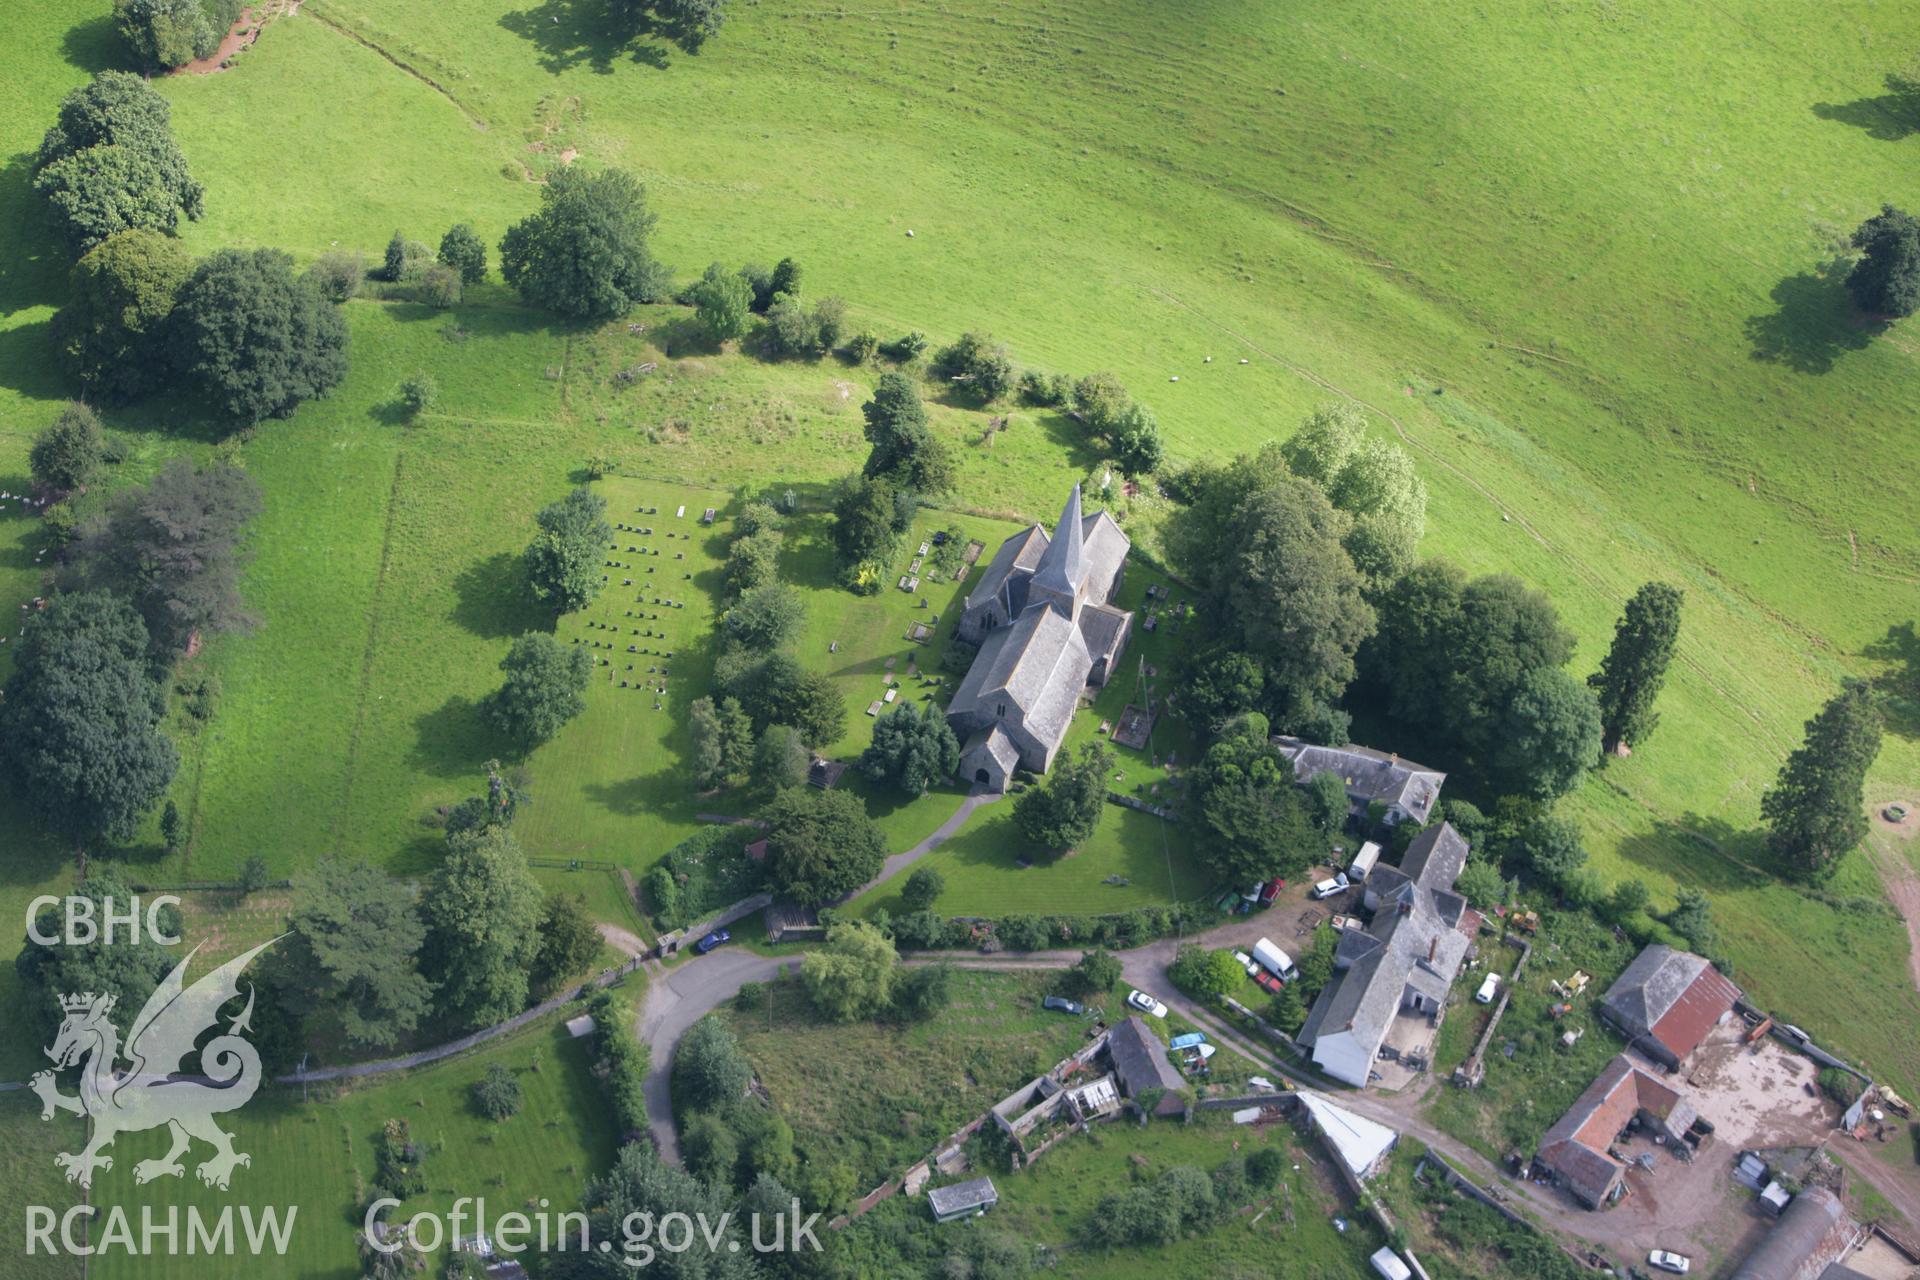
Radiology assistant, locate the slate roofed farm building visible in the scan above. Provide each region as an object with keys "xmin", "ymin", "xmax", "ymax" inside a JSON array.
[
  {"xmin": 1728, "ymin": 1185, "xmax": 1858, "ymax": 1280},
  {"xmin": 947, "ymin": 485, "xmax": 1133, "ymax": 790},
  {"xmin": 1597, "ymin": 944, "xmax": 1743, "ymax": 1068},
  {"xmin": 1296, "ymin": 823, "xmax": 1474, "ymax": 1087},
  {"xmin": 1271, "ymin": 737, "xmax": 1445, "ymax": 827},
  {"xmin": 1105, "ymin": 1015, "xmax": 1187, "ymax": 1116},
  {"xmin": 1535, "ymin": 1055, "xmax": 1697, "ymax": 1209}
]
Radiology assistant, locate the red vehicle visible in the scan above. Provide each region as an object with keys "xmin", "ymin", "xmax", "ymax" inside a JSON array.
[
  {"xmin": 1258, "ymin": 877, "xmax": 1287, "ymax": 906},
  {"xmin": 1252, "ymin": 969, "xmax": 1285, "ymax": 995}
]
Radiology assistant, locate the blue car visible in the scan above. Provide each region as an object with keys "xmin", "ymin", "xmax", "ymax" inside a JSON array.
[{"xmin": 693, "ymin": 929, "xmax": 731, "ymax": 955}]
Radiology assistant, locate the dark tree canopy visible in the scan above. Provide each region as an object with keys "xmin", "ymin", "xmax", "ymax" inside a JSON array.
[
  {"xmin": 829, "ymin": 473, "xmax": 906, "ymax": 582},
  {"xmin": 1168, "ymin": 459, "xmax": 1375, "ymax": 734},
  {"xmin": 1761, "ymin": 681, "xmax": 1883, "ymax": 883},
  {"xmin": 729, "ymin": 652, "xmax": 846, "ymax": 748},
  {"xmin": 437, "ymin": 223, "xmax": 488, "ymax": 285},
  {"xmin": 33, "ymin": 72, "xmax": 203, "ymax": 254},
  {"xmin": 901, "ymin": 866, "xmax": 945, "ymax": 911},
  {"xmin": 30, "ymin": 402, "xmax": 107, "ymax": 494},
  {"xmin": 498, "ymin": 168, "xmax": 669, "ymax": 318},
  {"xmin": 1187, "ymin": 714, "xmax": 1317, "ymax": 884},
  {"xmin": 16, "ymin": 868, "xmax": 182, "ymax": 1039},
  {"xmin": 0, "ymin": 591, "xmax": 176, "ymax": 847},
  {"xmin": 1589, "ymin": 582, "xmax": 1683, "ymax": 754},
  {"xmin": 857, "ymin": 701, "xmax": 960, "ymax": 797},
  {"xmin": 169, "ymin": 248, "xmax": 349, "ymax": 424},
  {"xmin": 1359, "ymin": 559, "xmax": 1596, "ymax": 800},
  {"xmin": 1012, "ymin": 740, "xmax": 1111, "ymax": 851},
  {"xmin": 1846, "ymin": 204, "xmax": 1920, "ymax": 319},
  {"xmin": 54, "ymin": 228, "xmax": 192, "ymax": 403},
  {"xmin": 763, "ymin": 786, "xmax": 888, "ymax": 907},
  {"xmin": 933, "ymin": 332, "xmax": 1014, "ymax": 403},
  {"xmin": 532, "ymin": 892, "xmax": 602, "ymax": 993},
  {"xmin": 61, "ymin": 458, "xmax": 262, "ymax": 656},
  {"xmin": 524, "ymin": 486, "xmax": 612, "ymax": 612},
  {"xmin": 860, "ymin": 372, "xmax": 953, "ymax": 497},
  {"xmin": 113, "ymin": 0, "xmax": 243, "ymax": 70},
  {"xmin": 1110, "ymin": 401, "xmax": 1165, "ymax": 477},
  {"xmin": 273, "ymin": 859, "xmax": 433, "ymax": 1051},
  {"xmin": 721, "ymin": 581, "xmax": 804, "ymax": 650},
  {"xmin": 422, "ymin": 825, "xmax": 544, "ymax": 1028},
  {"xmin": 752, "ymin": 723, "xmax": 810, "ymax": 793},
  {"xmin": 489, "ymin": 633, "xmax": 592, "ymax": 749}
]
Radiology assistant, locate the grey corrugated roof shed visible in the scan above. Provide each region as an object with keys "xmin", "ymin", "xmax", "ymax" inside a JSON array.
[
  {"xmin": 927, "ymin": 1176, "xmax": 998, "ymax": 1221},
  {"xmin": 1730, "ymin": 1185, "xmax": 1851, "ymax": 1280}
]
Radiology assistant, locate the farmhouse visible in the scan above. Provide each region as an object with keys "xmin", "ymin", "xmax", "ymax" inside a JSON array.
[
  {"xmin": 1535, "ymin": 1055, "xmax": 1697, "ymax": 1209},
  {"xmin": 1271, "ymin": 737, "xmax": 1444, "ymax": 828},
  {"xmin": 1105, "ymin": 1016, "xmax": 1188, "ymax": 1116},
  {"xmin": 946, "ymin": 485, "xmax": 1132, "ymax": 789},
  {"xmin": 1296, "ymin": 823, "xmax": 1473, "ymax": 1087},
  {"xmin": 1598, "ymin": 944, "xmax": 1743, "ymax": 1068}
]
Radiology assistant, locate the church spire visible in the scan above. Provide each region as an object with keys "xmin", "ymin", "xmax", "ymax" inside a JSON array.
[{"xmin": 1031, "ymin": 484, "xmax": 1086, "ymax": 602}]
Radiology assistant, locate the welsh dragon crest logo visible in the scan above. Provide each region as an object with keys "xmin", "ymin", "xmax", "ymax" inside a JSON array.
[{"xmin": 30, "ymin": 938, "xmax": 280, "ymax": 1190}]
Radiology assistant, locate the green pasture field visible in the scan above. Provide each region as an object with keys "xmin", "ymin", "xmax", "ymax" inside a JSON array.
[
  {"xmin": 716, "ymin": 968, "xmax": 1093, "ymax": 1188},
  {"xmin": 54, "ymin": 1012, "xmax": 618, "ymax": 1280},
  {"xmin": 1, "ymin": 0, "xmax": 1919, "ymax": 1094}
]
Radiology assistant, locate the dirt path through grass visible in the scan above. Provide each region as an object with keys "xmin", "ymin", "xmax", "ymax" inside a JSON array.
[{"xmin": 1869, "ymin": 820, "xmax": 1920, "ymax": 994}]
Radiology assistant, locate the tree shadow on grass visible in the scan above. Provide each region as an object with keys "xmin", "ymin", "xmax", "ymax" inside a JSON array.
[
  {"xmin": 497, "ymin": 0, "xmax": 669, "ymax": 75},
  {"xmin": 1864, "ymin": 620, "xmax": 1920, "ymax": 739},
  {"xmin": 61, "ymin": 15, "xmax": 119, "ymax": 73},
  {"xmin": 1811, "ymin": 79, "xmax": 1920, "ymax": 142},
  {"xmin": 1612, "ymin": 812, "xmax": 1776, "ymax": 894},
  {"xmin": 412, "ymin": 693, "xmax": 501, "ymax": 780},
  {"xmin": 1744, "ymin": 269, "xmax": 1880, "ymax": 374},
  {"xmin": 451, "ymin": 552, "xmax": 549, "ymax": 639},
  {"xmin": 1036, "ymin": 408, "xmax": 1108, "ymax": 476}
]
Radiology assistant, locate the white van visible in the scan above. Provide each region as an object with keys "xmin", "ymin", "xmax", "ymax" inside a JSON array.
[
  {"xmin": 1252, "ymin": 937, "xmax": 1298, "ymax": 983},
  {"xmin": 1348, "ymin": 841, "xmax": 1383, "ymax": 882},
  {"xmin": 1475, "ymin": 972, "xmax": 1502, "ymax": 1005}
]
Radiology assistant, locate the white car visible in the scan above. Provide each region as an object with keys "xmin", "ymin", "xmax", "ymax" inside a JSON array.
[
  {"xmin": 1648, "ymin": 1250, "xmax": 1691, "ymax": 1275},
  {"xmin": 1311, "ymin": 874, "xmax": 1350, "ymax": 900},
  {"xmin": 1475, "ymin": 972, "xmax": 1502, "ymax": 1004},
  {"xmin": 1232, "ymin": 949, "xmax": 1259, "ymax": 976},
  {"xmin": 1126, "ymin": 989, "xmax": 1168, "ymax": 1018}
]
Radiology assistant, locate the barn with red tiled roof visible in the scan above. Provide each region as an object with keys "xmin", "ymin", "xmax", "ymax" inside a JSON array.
[
  {"xmin": 1598, "ymin": 945, "xmax": 1742, "ymax": 1068},
  {"xmin": 1536, "ymin": 1056, "xmax": 1698, "ymax": 1209}
]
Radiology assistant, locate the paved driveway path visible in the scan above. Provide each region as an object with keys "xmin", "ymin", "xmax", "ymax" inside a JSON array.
[
  {"xmin": 636, "ymin": 950, "xmax": 791, "ymax": 1161},
  {"xmin": 844, "ymin": 789, "xmax": 1001, "ymax": 903}
]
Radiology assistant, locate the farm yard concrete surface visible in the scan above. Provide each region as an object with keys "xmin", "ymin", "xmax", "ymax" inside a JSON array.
[{"xmin": 5, "ymin": 0, "xmax": 1920, "ymax": 1274}]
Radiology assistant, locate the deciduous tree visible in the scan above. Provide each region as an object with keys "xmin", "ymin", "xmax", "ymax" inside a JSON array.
[
  {"xmin": 54, "ymin": 229, "xmax": 191, "ymax": 403},
  {"xmin": 690, "ymin": 262, "xmax": 752, "ymax": 342},
  {"xmin": 498, "ymin": 168, "xmax": 669, "ymax": 318},
  {"xmin": 860, "ymin": 372, "xmax": 952, "ymax": 497},
  {"xmin": 752, "ymin": 723, "xmax": 810, "ymax": 793},
  {"xmin": 29, "ymin": 403, "xmax": 106, "ymax": 494},
  {"xmin": 857, "ymin": 701, "xmax": 959, "ymax": 797},
  {"xmin": 168, "ymin": 248, "xmax": 349, "ymax": 424},
  {"xmin": 34, "ymin": 72, "xmax": 203, "ymax": 254},
  {"xmin": 423, "ymin": 825, "xmax": 544, "ymax": 1028},
  {"xmin": 1847, "ymin": 204, "xmax": 1920, "ymax": 319},
  {"xmin": 763, "ymin": 786, "xmax": 887, "ymax": 906},
  {"xmin": 437, "ymin": 223, "xmax": 488, "ymax": 285},
  {"xmin": 0, "ymin": 592, "xmax": 176, "ymax": 848},
  {"xmin": 524, "ymin": 486, "xmax": 612, "ymax": 612},
  {"xmin": 1186, "ymin": 714, "xmax": 1316, "ymax": 884},
  {"xmin": 900, "ymin": 866, "xmax": 945, "ymax": 912},
  {"xmin": 488, "ymin": 633, "xmax": 592, "ymax": 749},
  {"xmin": 62, "ymin": 458, "xmax": 262, "ymax": 656},
  {"xmin": 800, "ymin": 922, "xmax": 898, "ymax": 1021},
  {"xmin": 17, "ymin": 869, "xmax": 180, "ymax": 1038},
  {"xmin": 275, "ymin": 859, "xmax": 433, "ymax": 1050}
]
